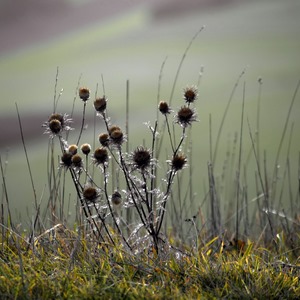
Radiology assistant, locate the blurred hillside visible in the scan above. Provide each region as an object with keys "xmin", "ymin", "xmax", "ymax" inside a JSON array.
[{"xmin": 0, "ymin": 0, "xmax": 234, "ymax": 55}]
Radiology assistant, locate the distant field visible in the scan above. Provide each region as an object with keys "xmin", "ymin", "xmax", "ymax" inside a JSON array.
[{"xmin": 0, "ymin": 0, "xmax": 300, "ymax": 222}]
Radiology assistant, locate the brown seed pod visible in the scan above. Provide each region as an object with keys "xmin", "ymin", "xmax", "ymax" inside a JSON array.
[
  {"xmin": 94, "ymin": 96, "xmax": 107, "ymax": 113},
  {"xmin": 171, "ymin": 153, "xmax": 187, "ymax": 171},
  {"xmin": 83, "ymin": 186, "xmax": 99, "ymax": 203},
  {"xmin": 158, "ymin": 101, "xmax": 171, "ymax": 115},
  {"xmin": 183, "ymin": 86, "xmax": 198, "ymax": 103},
  {"xmin": 111, "ymin": 191, "xmax": 122, "ymax": 206},
  {"xmin": 80, "ymin": 143, "xmax": 91, "ymax": 155},
  {"xmin": 175, "ymin": 106, "xmax": 197, "ymax": 127},
  {"xmin": 71, "ymin": 154, "xmax": 83, "ymax": 168},
  {"xmin": 60, "ymin": 152, "xmax": 73, "ymax": 168},
  {"xmin": 79, "ymin": 87, "xmax": 90, "ymax": 101},
  {"xmin": 49, "ymin": 119, "xmax": 62, "ymax": 134},
  {"xmin": 68, "ymin": 144, "xmax": 78, "ymax": 155},
  {"xmin": 132, "ymin": 146, "xmax": 151, "ymax": 170},
  {"xmin": 99, "ymin": 133, "xmax": 109, "ymax": 147},
  {"xmin": 93, "ymin": 147, "xmax": 109, "ymax": 165}
]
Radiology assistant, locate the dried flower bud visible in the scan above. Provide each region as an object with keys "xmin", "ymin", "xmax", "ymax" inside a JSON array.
[
  {"xmin": 80, "ymin": 143, "xmax": 91, "ymax": 155},
  {"xmin": 183, "ymin": 86, "xmax": 198, "ymax": 103},
  {"xmin": 44, "ymin": 113, "xmax": 72, "ymax": 136},
  {"xmin": 48, "ymin": 113, "xmax": 64, "ymax": 125},
  {"xmin": 60, "ymin": 152, "xmax": 73, "ymax": 168},
  {"xmin": 158, "ymin": 101, "xmax": 171, "ymax": 115},
  {"xmin": 109, "ymin": 126, "xmax": 124, "ymax": 146},
  {"xmin": 110, "ymin": 129, "xmax": 124, "ymax": 145},
  {"xmin": 93, "ymin": 147, "xmax": 109, "ymax": 165},
  {"xmin": 111, "ymin": 191, "xmax": 122, "ymax": 206},
  {"xmin": 68, "ymin": 144, "xmax": 78, "ymax": 155},
  {"xmin": 132, "ymin": 146, "xmax": 151, "ymax": 170},
  {"xmin": 49, "ymin": 119, "xmax": 62, "ymax": 134},
  {"xmin": 171, "ymin": 153, "xmax": 187, "ymax": 171},
  {"xmin": 108, "ymin": 125, "xmax": 121, "ymax": 135},
  {"xmin": 175, "ymin": 106, "xmax": 197, "ymax": 127},
  {"xmin": 94, "ymin": 96, "xmax": 107, "ymax": 113},
  {"xmin": 71, "ymin": 154, "xmax": 83, "ymax": 168},
  {"xmin": 79, "ymin": 87, "xmax": 90, "ymax": 101},
  {"xmin": 83, "ymin": 186, "xmax": 99, "ymax": 203},
  {"xmin": 99, "ymin": 133, "xmax": 109, "ymax": 147}
]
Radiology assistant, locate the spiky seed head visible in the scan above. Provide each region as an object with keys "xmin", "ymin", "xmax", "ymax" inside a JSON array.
[
  {"xmin": 48, "ymin": 113, "xmax": 64, "ymax": 125},
  {"xmin": 111, "ymin": 191, "xmax": 122, "ymax": 206},
  {"xmin": 80, "ymin": 143, "xmax": 91, "ymax": 155},
  {"xmin": 79, "ymin": 87, "xmax": 90, "ymax": 101},
  {"xmin": 44, "ymin": 113, "xmax": 72, "ymax": 136},
  {"xmin": 93, "ymin": 147, "xmax": 109, "ymax": 165},
  {"xmin": 71, "ymin": 154, "xmax": 82, "ymax": 168},
  {"xmin": 175, "ymin": 106, "xmax": 197, "ymax": 127},
  {"xmin": 99, "ymin": 133, "xmax": 109, "ymax": 147},
  {"xmin": 132, "ymin": 146, "xmax": 151, "ymax": 170},
  {"xmin": 94, "ymin": 96, "xmax": 107, "ymax": 113},
  {"xmin": 109, "ymin": 126, "xmax": 124, "ymax": 146},
  {"xmin": 158, "ymin": 101, "xmax": 171, "ymax": 115},
  {"xmin": 83, "ymin": 187, "xmax": 99, "ymax": 203},
  {"xmin": 49, "ymin": 119, "xmax": 62, "ymax": 134},
  {"xmin": 171, "ymin": 153, "xmax": 187, "ymax": 171},
  {"xmin": 183, "ymin": 86, "xmax": 198, "ymax": 103},
  {"xmin": 60, "ymin": 152, "xmax": 73, "ymax": 168},
  {"xmin": 110, "ymin": 130, "xmax": 123, "ymax": 142},
  {"xmin": 108, "ymin": 125, "xmax": 121, "ymax": 135},
  {"xmin": 68, "ymin": 144, "xmax": 78, "ymax": 155}
]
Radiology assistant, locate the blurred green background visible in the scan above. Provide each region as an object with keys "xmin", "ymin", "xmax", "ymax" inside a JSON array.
[{"xmin": 0, "ymin": 0, "xmax": 300, "ymax": 225}]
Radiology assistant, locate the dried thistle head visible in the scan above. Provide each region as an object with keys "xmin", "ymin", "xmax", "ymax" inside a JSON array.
[
  {"xmin": 93, "ymin": 147, "xmax": 109, "ymax": 166},
  {"xmin": 158, "ymin": 101, "xmax": 171, "ymax": 115},
  {"xmin": 111, "ymin": 191, "xmax": 122, "ymax": 206},
  {"xmin": 48, "ymin": 113, "xmax": 64, "ymax": 123},
  {"xmin": 170, "ymin": 153, "xmax": 187, "ymax": 172},
  {"xmin": 99, "ymin": 133, "xmax": 109, "ymax": 147},
  {"xmin": 83, "ymin": 186, "xmax": 100, "ymax": 203},
  {"xmin": 79, "ymin": 87, "xmax": 90, "ymax": 102},
  {"xmin": 80, "ymin": 143, "xmax": 91, "ymax": 155},
  {"xmin": 94, "ymin": 96, "xmax": 107, "ymax": 113},
  {"xmin": 60, "ymin": 152, "xmax": 73, "ymax": 169},
  {"xmin": 49, "ymin": 119, "xmax": 62, "ymax": 134},
  {"xmin": 108, "ymin": 125, "xmax": 121, "ymax": 135},
  {"xmin": 183, "ymin": 86, "xmax": 198, "ymax": 104},
  {"xmin": 71, "ymin": 154, "xmax": 83, "ymax": 169},
  {"xmin": 43, "ymin": 113, "xmax": 72, "ymax": 136},
  {"xmin": 68, "ymin": 144, "xmax": 78, "ymax": 155},
  {"xmin": 108, "ymin": 125, "xmax": 125, "ymax": 147},
  {"xmin": 132, "ymin": 146, "xmax": 151, "ymax": 171},
  {"xmin": 175, "ymin": 106, "xmax": 197, "ymax": 127}
]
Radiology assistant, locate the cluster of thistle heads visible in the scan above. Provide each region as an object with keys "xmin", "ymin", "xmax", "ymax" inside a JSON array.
[{"xmin": 43, "ymin": 84, "xmax": 198, "ymax": 245}]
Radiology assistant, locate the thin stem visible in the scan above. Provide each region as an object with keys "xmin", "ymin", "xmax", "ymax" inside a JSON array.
[
  {"xmin": 150, "ymin": 121, "xmax": 158, "ymax": 215},
  {"xmin": 235, "ymin": 81, "xmax": 246, "ymax": 242},
  {"xmin": 0, "ymin": 155, "xmax": 13, "ymax": 229},
  {"xmin": 165, "ymin": 115, "xmax": 175, "ymax": 152},
  {"xmin": 103, "ymin": 164, "xmax": 132, "ymax": 250},
  {"xmin": 15, "ymin": 103, "xmax": 37, "ymax": 211},
  {"xmin": 169, "ymin": 26, "xmax": 205, "ymax": 106},
  {"xmin": 256, "ymin": 78, "xmax": 263, "ymax": 168},
  {"xmin": 53, "ymin": 66, "xmax": 59, "ymax": 113},
  {"xmin": 156, "ymin": 170, "xmax": 176, "ymax": 236},
  {"xmin": 271, "ymin": 79, "xmax": 300, "ymax": 198},
  {"xmin": 213, "ymin": 69, "xmax": 246, "ymax": 165},
  {"xmin": 76, "ymin": 101, "xmax": 87, "ymax": 146}
]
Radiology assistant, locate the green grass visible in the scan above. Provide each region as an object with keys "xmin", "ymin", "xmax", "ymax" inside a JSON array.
[{"xmin": 1, "ymin": 230, "xmax": 299, "ymax": 299}]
